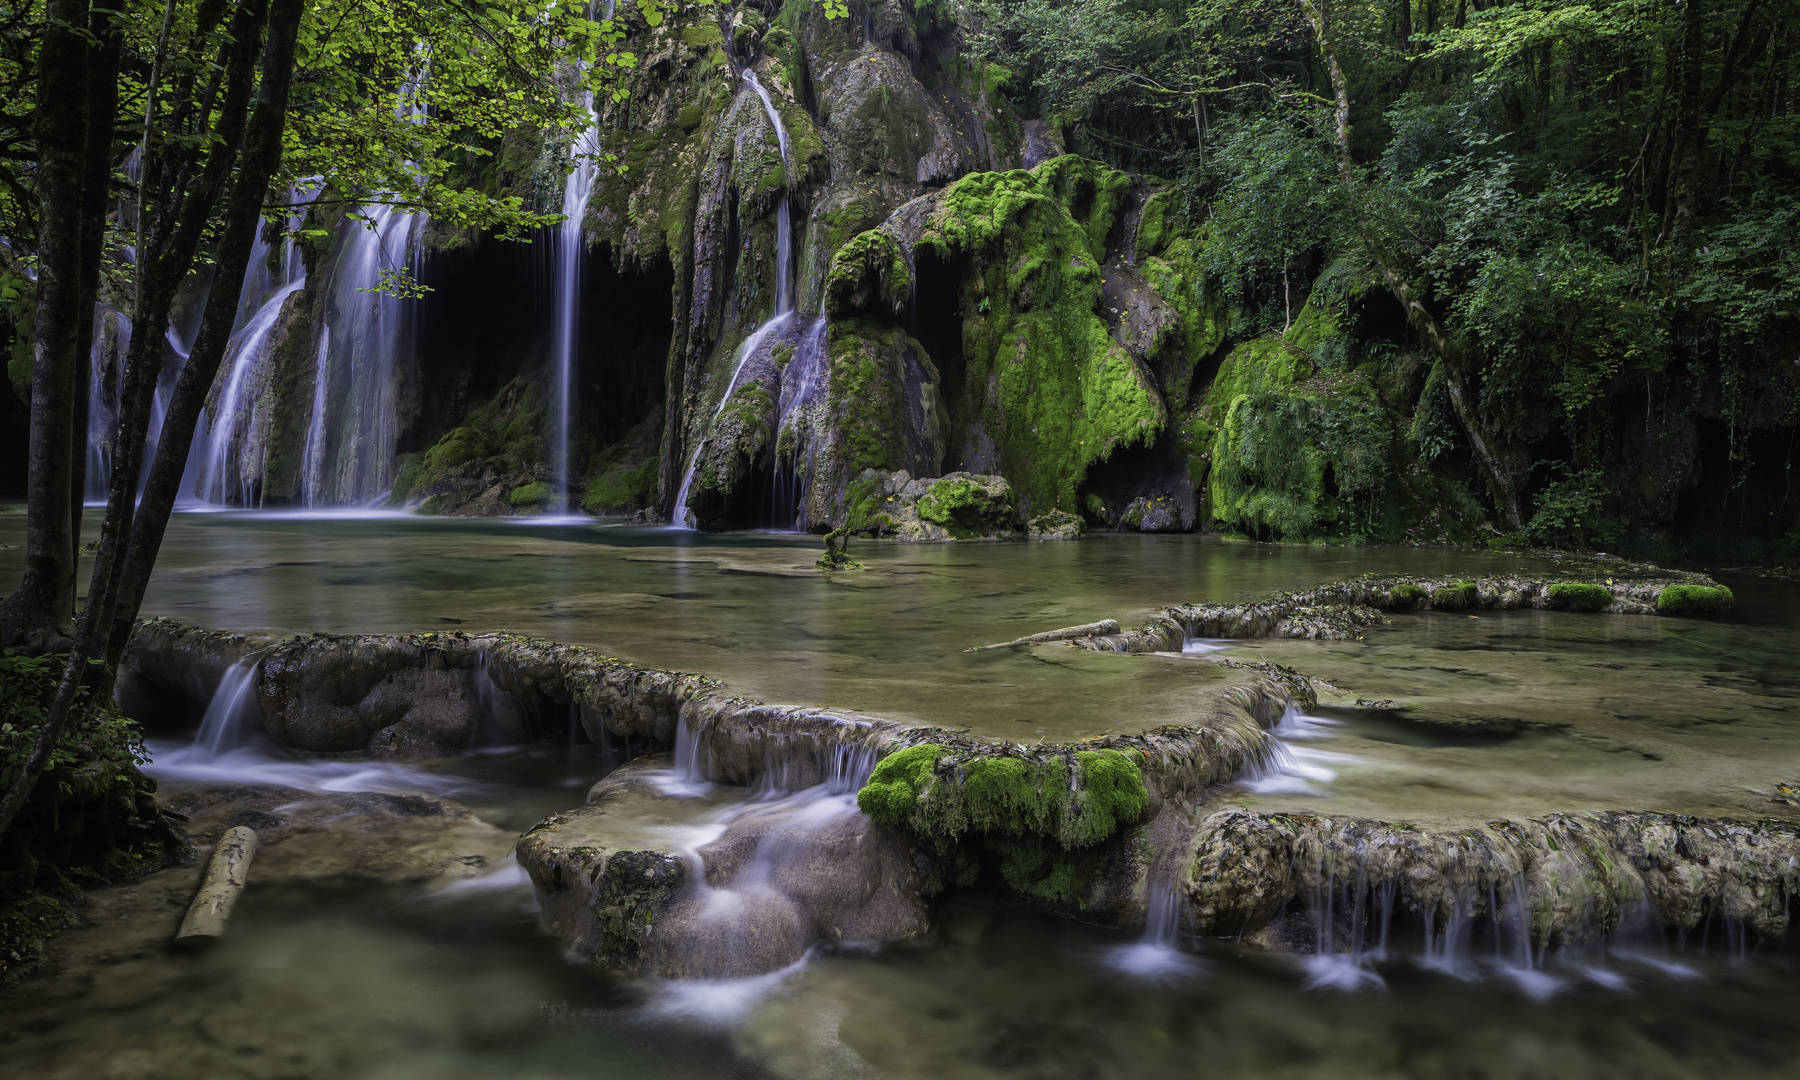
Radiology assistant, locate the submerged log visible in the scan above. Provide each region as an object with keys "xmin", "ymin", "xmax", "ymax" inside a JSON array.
[
  {"xmin": 968, "ymin": 619, "xmax": 1121, "ymax": 651},
  {"xmin": 174, "ymin": 825, "xmax": 258, "ymax": 946}
]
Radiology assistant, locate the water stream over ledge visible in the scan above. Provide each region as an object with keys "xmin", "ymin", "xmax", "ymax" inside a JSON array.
[{"xmin": 5, "ymin": 510, "xmax": 1800, "ymax": 1077}]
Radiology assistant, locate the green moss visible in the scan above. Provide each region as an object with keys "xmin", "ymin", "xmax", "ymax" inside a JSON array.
[
  {"xmin": 857, "ymin": 744, "xmax": 946, "ymax": 823},
  {"xmin": 823, "ymin": 229, "xmax": 911, "ymax": 319},
  {"xmin": 857, "ymin": 745, "xmax": 1147, "ymax": 853},
  {"xmin": 508, "ymin": 481, "xmax": 551, "ymax": 507},
  {"xmin": 917, "ymin": 160, "xmax": 1163, "ymax": 515},
  {"xmin": 676, "ymin": 104, "xmax": 704, "ymax": 132},
  {"xmin": 1548, "ymin": 582, "xmax": 1613, "ymax": 611},
  {"xmin": 1433, "ymin": 581, "xmax": 1479, "ymax": 609},
  {"xmin": 1391, "ymin": 583, "xmax": 1426, "ymax": 606},
  {"xmin": 1656, "ymin": 583, "xmax": 1734, "ymax": 615},
  {"xmin": 679, "ymin": 22, "xmax": 722, "ymax": 47},
  {"xmin": 826, "ymin": 318, "xmax": 944, "ymax": 482},
  {"xmin": 917, "ymin": 475, "xmax": 1018, "ymax": 538}
]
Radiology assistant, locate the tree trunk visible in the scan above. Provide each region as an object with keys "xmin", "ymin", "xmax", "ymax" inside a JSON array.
[
  {"xmin": 1299, "ymin": 0, "xmax": 1522, "ymax": 531},
  {"xmin": 69, "ymin": 0, "xmax": 126, "ymax": 586},
  {"xmin": 0, "ymin": 0, "xmax": 91, "ymax": 652},
  {"xmin": 111, "ymin": 0, "xmax": 307, "ymax": 668}
]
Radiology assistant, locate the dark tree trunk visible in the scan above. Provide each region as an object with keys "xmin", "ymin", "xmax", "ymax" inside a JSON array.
[
  {"xmin": 0, "ymin": 0, "xmax": 91, "ymax": 652},
  {"xmin": 68, "ymin": 0, "xmax": 126, "ymax": 586},
  {"xmin": 111, "ymin": 0, "xmax": 308, "ymax": 667}
]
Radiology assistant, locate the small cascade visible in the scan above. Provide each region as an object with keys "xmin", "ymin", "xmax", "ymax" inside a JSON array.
[
  {"xmin": 548, "ymin": 72, "xmax": 602, "ymax": 511},
  {"xmin": 1239, "ymin": 702, "xmax": 1357, "ymax": 795},
  {"xmin": 764, "ymin": 315, "xmax": 829, "ymax": 530},
  {"xmin": 1299, "ymin": 863, "xmax": 1394, "ymax": 991},
  {"xmin": 1105, "ymin": 876, "xmax": 1202, "ymax": 980},
  {"xmin": 672, "ymin": 69, "xmax": 796, "ymax": 528},
  {"xmin": 191, "ymin": 659, "xmax": 264, "ymax": 760}
]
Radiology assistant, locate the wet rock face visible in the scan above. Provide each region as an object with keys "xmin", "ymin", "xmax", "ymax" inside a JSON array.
[
  {"xmin": 1187, "ymin": 810, "xmax": 1800, "ymax": 946},
  {"xmin": 517, "ymin": 760, "xmax": 930, "ymax": 978}
]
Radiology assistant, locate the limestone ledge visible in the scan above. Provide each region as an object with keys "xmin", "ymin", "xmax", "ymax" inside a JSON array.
[
  {"xmin": 1062, "ymin": 570, "xmax": 1735, "ymax": 652},
  {"xmin": 119, "ymin": 618, "xmax": 1299, "ymax": 799},
  {"xmin": 1189, "ymin": 809, "xmax": 1800, "ymax": 947}
]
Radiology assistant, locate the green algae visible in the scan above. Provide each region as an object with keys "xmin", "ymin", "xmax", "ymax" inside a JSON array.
[{"xmin": 1432, "ymin": 581, "xmax": 1479, "ymax": 609}]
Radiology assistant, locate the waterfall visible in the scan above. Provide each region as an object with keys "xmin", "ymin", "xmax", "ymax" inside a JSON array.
[
  {"xmin": 191, "ymin": 659, "xmax": 263, "ymax": 760},
  {"xmin": 83, "ymin": 304, "xmax": 133, "ymax": 503},
  {"xmin": 300, "ymin": 326, "xmax": 330, "ymax": 506},
  {"xmin": 548, "ymin": 81, "xmax": 601, "ymax": 512},
  {"xmin": 307, "ymin": 204, "xmax": 422, "ymax": 506},
  {"xmin": 672, "ymin": 70, "xmax": 795, "ymax": 527},
  {"xmin": 195, "ymin": 234, "xmax": 307, "ymax": 507}
]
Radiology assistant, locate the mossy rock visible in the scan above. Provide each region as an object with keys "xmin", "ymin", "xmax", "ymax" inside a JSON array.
[
  {"xmin": 1390, "ymin": 583, "xmax": 1427, "ymax": 608},
  {"xmin": 916, "ymin": 474, "xmax": 1020, "ymax": 539},
  {"xmin": 1656, "ymin": 583, "xmax": 1734, "ymax": 616},
  {"xmin": 1548, "ymin": 582, "xmax": 1613, "ymax": 611},
  {"xmin": 857, "ymin": 744, "xmax": 1149, "ymax": 853},
  {"xmin": 1432, "ymin": 581, "xmax": 1479, "ymax": 609},
  {"xmin": 509, "ymin": 481, "xmax": 551, "ymax": 508}
]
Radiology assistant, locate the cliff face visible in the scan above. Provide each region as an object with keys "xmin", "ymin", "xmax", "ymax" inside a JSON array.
[{"xmin": 168, "ymin": 0, "xmax": 1798, "ymax": 556}]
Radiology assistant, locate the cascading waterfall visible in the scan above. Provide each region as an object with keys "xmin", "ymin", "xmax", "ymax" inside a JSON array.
[
  {"xmin": 672, "ymin": 69, "xmax": 795, "ymax": 528},
  {"xmin": 306, "ymin": 204, "xmax": 422, "ymax": 506},
  {"xmin": 299, "ymin": 326, "xmax": 330, "ymax": 505},
  {"xmin": 194, "ymin": 235, "xmax": 307, "ymax": 506}
]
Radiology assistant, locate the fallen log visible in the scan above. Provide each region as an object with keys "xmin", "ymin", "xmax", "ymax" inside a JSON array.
[
  {"xmin": 968, "ymin": 620, "xmax": 1122, "ymax": 651},
  {"xmin": 174, "ymin": 825, "xmax": 258, "ymax": 946}
]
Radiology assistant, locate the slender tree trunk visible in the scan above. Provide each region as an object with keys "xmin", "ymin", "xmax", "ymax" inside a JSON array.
[
  {"xmin": 69, "ymin": 0, "xmax": 126, "ymax": 587},
  {"xmin": 112, "ymin": 0, "xmax": 307, "ymax": 667},
  {"xmin": 0, "ymin": 0, "xmax": 91, "ymax": 652},
  {"xmin": 1299, "ymin": 0, "xmax": 1522, "ymax": 530}
]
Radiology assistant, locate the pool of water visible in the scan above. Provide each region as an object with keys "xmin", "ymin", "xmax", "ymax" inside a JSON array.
[{"xmin": 6, "ymin": 510, "xmax": 1800, "ymax": 1078}]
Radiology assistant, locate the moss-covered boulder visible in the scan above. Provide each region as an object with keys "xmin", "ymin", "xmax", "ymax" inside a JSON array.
[
  {"xmin": 1656, "ymin": 583, "xmax": 1735, "ymax": 615},
  {"xmin": 390, "ymin": 376, "xmax": 551, "ymax": 516},
  {"xmin": 917, "ymin": 473, "xmax": 1020, "ymax": 538}
]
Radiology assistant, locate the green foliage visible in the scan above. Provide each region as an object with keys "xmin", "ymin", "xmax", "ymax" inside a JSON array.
[
  {"xmin": 1548, "ymin": 582, "xmax": 1612, "ymax": 611},
  {"xmin": 1656, "ymin": 584, "xmax": 1735, "ymax": 616},
  {"xmin": 1525, "ymin": 466, "xmax": 1618, "ymax": 550},
  {"xmin": 1, "ymin": 651, "xmax": 144, "ymax": 792}
]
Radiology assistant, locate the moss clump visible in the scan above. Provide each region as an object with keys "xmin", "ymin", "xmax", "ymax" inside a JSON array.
[
  {"xmin": 509, "ymin": 481, "xmax": 551, "ymax": 507},
  {"xmin": 679, "ymin": 22, "xmax": 721, "ymax": 48},
  {"xmin": 823, "ymin": 229, "xmax": 911, "ymax": 319},
  {"xmin": 1548, "ymin": 582, "xmax": 1613, "ymax": 611},
  {"xmin": 1656, "ymin": 583, "xmax": 1734, "ymax": 615},
  {"xmin": 1432, "ymin": 581, "xmax": 1479, "ymax": 609},
  {"xmin": 858, "ymin": 745, "xmax": 1148, "ymax": 852},
  {"xmin": 1390, "ymin": 583, "xmax": 1427, "ymax": 607},
  {"xmin": 857, "ymin": 744, "xmax": 945, "ymax": 822},
  {"xmin": 917, "ymin": 474, "xmax": 1019, "ymax": 539},
  {"xmin": 917, "ymin": 160, "xmax": 1163, "ymax": 515}
]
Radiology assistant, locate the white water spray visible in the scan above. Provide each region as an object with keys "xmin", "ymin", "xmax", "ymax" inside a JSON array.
[{"xmin": 672, "ymin": 70, "xmax": 796, "ymax": 528}]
